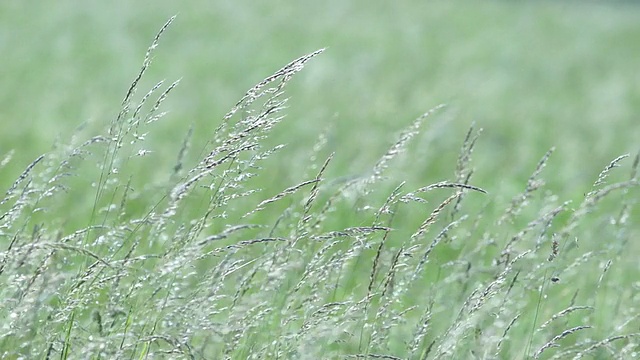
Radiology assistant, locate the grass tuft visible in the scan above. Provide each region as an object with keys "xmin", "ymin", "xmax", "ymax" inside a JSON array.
[{"xmin": 1, "ymin": 16, "xmax": 638, "ymax": 360}]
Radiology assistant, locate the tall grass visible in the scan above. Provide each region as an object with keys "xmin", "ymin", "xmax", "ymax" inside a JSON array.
[{"xmin": 1, "ymin": 18, "xmax": 638, "ymax": 360}]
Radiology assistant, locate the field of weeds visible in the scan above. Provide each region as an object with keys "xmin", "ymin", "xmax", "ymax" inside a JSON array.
[{"xmin": 1, "ymin": 2, "xmax": 639, "ymax": 359}]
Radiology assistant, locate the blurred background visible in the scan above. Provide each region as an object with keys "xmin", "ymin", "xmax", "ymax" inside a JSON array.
[{"xmin": 1, "ymin": 1, "xmax": 639, "ymax": 200}]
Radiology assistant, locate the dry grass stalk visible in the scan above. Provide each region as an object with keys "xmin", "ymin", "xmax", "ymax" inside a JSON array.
[
  {"xmin": 371, "ymin": 104, "xmax": 446, "ymax": 181},
  {"xmin": 592, "ymin": 153, "xmax": 630, "ymax": 189},
  {"xmin": 243, "ymin": 178, "xmax": 320, "ymax": 218},
  {"xmin": 572, "ymin": 333, "xmax": 640, "ymax": 359},
  {"xmin": 537, "ymin": 306, "xmax": 593, "ymax": 331},
  {"xmin": 534, "ymin": 325, "xmax": 592, "ymax": 359},
  {"xmin": 500, "ymin": 147, "xmax": 555, "ymax": 224}
]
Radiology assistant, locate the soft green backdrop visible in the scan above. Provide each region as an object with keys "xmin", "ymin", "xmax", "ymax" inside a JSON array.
[
  {"xmin": 1, "ymin": 2, "xmax": 639, "ymax": 358},
  {"xmin": 2, "ymin": 1, "xmax": 639, "ymax": 196}
]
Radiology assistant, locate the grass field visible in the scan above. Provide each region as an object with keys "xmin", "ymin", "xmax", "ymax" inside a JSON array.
[{"xmin": 1, "ymin": 1, "xmax": 639, "ymax": 359}]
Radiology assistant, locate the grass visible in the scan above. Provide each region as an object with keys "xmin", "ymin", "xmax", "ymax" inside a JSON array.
[{"xmin": 1, "ymin": 2, "xmax": 640, "ymax": 359}]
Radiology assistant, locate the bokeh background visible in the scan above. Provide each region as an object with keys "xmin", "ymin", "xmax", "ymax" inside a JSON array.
[
  {"xmin": 1, "ymin": 2, "xmax": 639, "ymax": 358},
  {"xmin": 1, "ymin": 0, "xmax": 639, "ymax": 208}
]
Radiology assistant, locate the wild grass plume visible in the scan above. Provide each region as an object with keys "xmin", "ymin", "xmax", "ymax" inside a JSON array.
[{"xmin": 1, "ymin": 17, "xmax": 638, "ymax": 360}]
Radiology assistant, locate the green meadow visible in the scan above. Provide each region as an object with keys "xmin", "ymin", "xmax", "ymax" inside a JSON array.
[{"xmin": 1, "ymin": 1, "xmax": 639, "ymax": 359}]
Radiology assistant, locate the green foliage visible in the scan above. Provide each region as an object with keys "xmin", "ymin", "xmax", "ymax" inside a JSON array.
[{"xmin": 1, "ymin": 3, "xmax": 639, "ymax": 359}]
